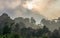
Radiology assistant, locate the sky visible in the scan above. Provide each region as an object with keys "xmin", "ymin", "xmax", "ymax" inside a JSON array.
[{"xmin": 0, "ymin": 0, "xmax": 60, "ymax": 23}]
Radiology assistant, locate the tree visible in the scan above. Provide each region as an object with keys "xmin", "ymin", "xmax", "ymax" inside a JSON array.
[
  {"xmin": 36, "ymin": 28, "xmax": 42, "ymax": 37},
  {"xmin": 12, "ymin": 34, "xmax": 19, "ymax": 38},
  {"xmin": 42, "ymin": 26, "xmax": 49, "ymax": 34},
  {"xmin": 31, "ymin": 17, "xmax": 36, "ymax": 24},
  {"xmin": 14, "ymin": 23, "xmax": 20, "ymax": 33},
  {"xmin": 51, "ymin": 29, "xmax": 59, "ymax": 38},
  {"xmin": 3, "ymin": 22, "xmax": 11, "ymax": 35},
  {"xmin": 24, "ymin": 18, "xmax": 30, "ymax": 23}
]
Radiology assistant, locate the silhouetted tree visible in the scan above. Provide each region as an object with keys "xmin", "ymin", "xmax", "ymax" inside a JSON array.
[
  {"xmin": 3, "ymin": 22, "xmax": 11, "ymax": 35},
  {"xmin": 51, "ymin": 29, "xmax": 59, "ymax": 38},
  {"xmin": 14, "ymin": 23, "xmax": 20, "ymax": 33},
  {"xmin": 12, "ymin": 34, "xmax": 19, "ymax": 38},
  {"xmin": 24, "ymin": 18, "xmax": 30, "ymax": 22},
  {"xmin": 42, "ymin": 26, "xmax": 49, "ymax": 34},
  {"xmin": 36, "ymin": 28, "xmax": 42, "ymax": 37},
  {"xmin": 31, "ymin": 17, "xmax": 36, "ymax": 24}
]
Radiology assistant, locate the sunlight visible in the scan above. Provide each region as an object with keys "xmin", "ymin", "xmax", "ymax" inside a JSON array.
[{"xmin": 27, "ymin": 1, "xmax": 33, "ymax": 10}]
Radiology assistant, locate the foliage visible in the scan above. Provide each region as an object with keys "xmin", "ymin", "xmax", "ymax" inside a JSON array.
[{"xmin": 0, "ymin": 13, "xmax": 60, "ymax": 38}]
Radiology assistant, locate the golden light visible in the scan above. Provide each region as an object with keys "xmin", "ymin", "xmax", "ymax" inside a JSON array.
[
  {"xmin": 27, "ymin": 1, "xmax": 33, "ymax": 10},
  {"xmin": 22, "ymin": 0, "xmax": 60, "ymax": 20},
  {"xmin": 22, "ymin": 0, "xmax": 43, "ymax": 10}
]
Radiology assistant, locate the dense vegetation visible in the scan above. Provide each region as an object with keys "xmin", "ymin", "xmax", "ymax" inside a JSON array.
[{"xmin": 0, "ymin": 13, "xmax": 60, "ymax": 38}]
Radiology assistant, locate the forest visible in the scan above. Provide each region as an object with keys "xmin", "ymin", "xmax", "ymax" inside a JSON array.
[{"xmin": 0, "ymin": 13, "xmax": 60, "ymax": 38}]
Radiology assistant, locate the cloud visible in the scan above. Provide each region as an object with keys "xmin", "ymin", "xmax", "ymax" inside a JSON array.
[
  {"xmin": 32, "ymin": 0, "xmax": 60, "ymax": 20},
  {"xmin": 0, "ymin": 0, "xmax": 60, "ymax": 20},
  {"xmin": 43, "ymin": 0, "xmax": 60, "ymax": 20},
  {"xmin": 0, "ymin": 0, "xmax": 21, "ymax": 9},
  {"xmin": 0, "ymin": 0, "xmax": 44, "ymax": 24}
]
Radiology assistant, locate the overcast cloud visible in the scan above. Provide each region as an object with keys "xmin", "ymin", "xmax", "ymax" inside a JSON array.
[{"xmin": 0, "ymin": 0, "xmax": 44, "ymax": 24}]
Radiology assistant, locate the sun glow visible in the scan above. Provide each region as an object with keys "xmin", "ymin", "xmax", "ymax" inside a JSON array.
[
  {"xmin": 23, "ymin": 0, "xmax": 44, "ymax": 10},
  {"xmin": 22, "ymin": 0, "xmax": 60, "ymax": 20},
  {"xmin": 27, "ymin": 1, "xmax": 33, "ymax": 10}
]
